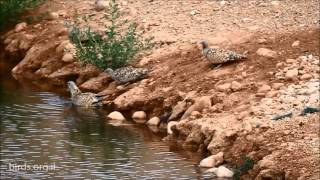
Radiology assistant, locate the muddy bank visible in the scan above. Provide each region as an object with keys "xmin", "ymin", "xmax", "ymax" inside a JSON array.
[{"xmin": 1, "ymin": 0, "xmax": 320, "ymax": 179}]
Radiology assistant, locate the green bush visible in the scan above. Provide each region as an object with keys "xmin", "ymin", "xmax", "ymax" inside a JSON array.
[
  {"xmin": 68, "ymin": 0, "xmax": 154, "ymax": 70},
  {"xmin": 0, "ymin": 0, "xmax": 45, "ymax": 31}
]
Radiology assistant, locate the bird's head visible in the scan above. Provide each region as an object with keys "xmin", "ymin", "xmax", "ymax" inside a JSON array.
[
  {"xmin": 67, "ymin": 81, "xmax": 81, "ymax": 94},
  {"xmin": 104, "ymin": 68, "xmax": 114, "ymax": 74},
  {"xmin": 198, "ymin": 40, "xmax": 209, "ymax": 49}
]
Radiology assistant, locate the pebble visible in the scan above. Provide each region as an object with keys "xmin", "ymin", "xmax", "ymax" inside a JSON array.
[
  {"xmin": 15, "ymin": 22, "xmax": 27, "ymax": 32},
  {"xmin": 206, "ymin": 166, "xmax": 234, "ymax": 178},
  {"xmin": 300, "ymin": 74, "xmax": 313, "ymax": 80},
  {"xmin": 292, "ymin": 40, "xmax": 300, "ymax": 47},
  {"xmin": 95, "ymin": 0, "xmax": 109, "ymax": 11},
  {"xmin": 285, "ymin": 69, "xmax": 299, "ymax": 80},
  {"xmin": 256, "ymin": 48, "xmax": 277, "ymax": 58},
  {"xmin": 132, "ymin": 111, "xmax": 147, "ymax": 119},
  {"xmin": 258, "ymin": 84, "xmax": 271, "ymax": 93},
  {"xmin": 147, "ymin": 117, "xmax": 160, "ymax": 126},
  {"xmin": 62, "ymin": 53, "xmax": 74, "ymax": 62},
  {"xmin": 216, "ymin": 83, "xmax": 231, "ymax": 92},
  {"xmin": 107, "ymin": 111, "xmax": 125, "ymax": 121},
  {"xmin": 272, "ymin": 83, "xmax": 284, "ymax": 90},
  {"xmin": 199, "ymin": 152, "xmax": 224, "ymax": 168},
  {"xmin": 231, "ymin": 81, "xmax": 242, "ymax": 91},
  {"xmin": 286, "ymin": 59, "xmax": 296, "ymax": 63}
]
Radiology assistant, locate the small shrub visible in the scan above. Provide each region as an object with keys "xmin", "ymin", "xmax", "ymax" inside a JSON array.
[
  {"xmin": 68, "ymin": 0, "xmax": 154, "ymax": 70},
  {"xmin": 0, "ymin": 0, "xmax": 45, "ymax": 31}
]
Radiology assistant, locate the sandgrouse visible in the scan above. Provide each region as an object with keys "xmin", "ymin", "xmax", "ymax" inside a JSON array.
[
  {"xmin": 104, "ymin": 66, "xmax": 150, "ymax": 84},
  {"xmin": 199, "ymin": 40, "xmax": 247, "ymax": 68},
  {"xmin": 67, "ymin": 81, "xmax": 105, "ymax": 107}
]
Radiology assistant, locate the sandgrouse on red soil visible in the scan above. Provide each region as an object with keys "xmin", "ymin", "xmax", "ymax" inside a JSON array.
[
  {"xmin": 67, "ymin": 81, "xmax": 105, "ymax": 107},
  {"xmin": 105, "ymin": 66, "xmax": 150, "ymax": 84},
  {"xmin": 199, "ymin": 40, "xmax": 247, "ymax": 68}
]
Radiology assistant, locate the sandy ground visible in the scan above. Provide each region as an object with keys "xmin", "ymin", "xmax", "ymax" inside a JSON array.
[{"xmin": 1, "ymin": 0, "xmax": 320, "ymax": 179}]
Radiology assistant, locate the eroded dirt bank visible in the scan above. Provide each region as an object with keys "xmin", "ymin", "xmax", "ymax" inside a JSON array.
[{"xmin": 1, "ymin": 0, "xmax": 319, "ymax": 179}]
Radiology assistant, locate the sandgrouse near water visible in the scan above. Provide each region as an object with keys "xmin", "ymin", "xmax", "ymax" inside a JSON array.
[
  {"xmin": 104, "ymin": 66, "xmax": 150, "ymax": 84},
  {"xmin": 199, "ymin": 40, "xmax": 247, "ymax": 68},
  {"xmin": 67, "ymin": 81, "xmax": 105, "ymax": 107}
]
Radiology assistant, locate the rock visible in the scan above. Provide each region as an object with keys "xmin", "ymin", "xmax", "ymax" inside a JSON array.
[
  {"xmin": 257, "ymin": 38, "xmax": 267, "ymax": 44},
  {"xmin": 95, "ymin": 0, "xmax": 109, "ymax": 11},
  {"xmin": 80, "ymin": 73, "xmax": 111, "ymax": 92},
  {"xmin": 256, "ymin": 48, "xmax": 277, "ymax": 58},
  {"xmin": 231, "ymin": 81, "xmax": 242, "ymax": 91},
  {"xmin": 167, "ymin": 121, "xmax": 178, "ymax": 134},
  {"xmin": 300, "ymin": 74, "xmax": 313, "ymax": 80},
  {"xmin": 48, "ymin": 12, "xmax": 59, "ymax": 20},
  {"xmin": 62, "ymin": 53, "xmax": 74, "ymax": 62},
  {"xmin": 147, "ymin": 117, "xmax": 160, "ymax": 126},
  {"xmin": 15, "ymin": 22, "xmax": 27, "ymax": 32},
  {"xmin": 181, "ymin": 96, "xmax": 212, "ymax": 119},
  {"xmin": 291, "ymin": 40, "xmax": 300, "ymax": 47},
  {"xmin": 113, "ymin": 86, "xmax": 146, "ymax": 110},
  {"xmin": 216, "ymin": 83, "xmax": 231, "ymax": 92},
  {"xmin": 276, "ymin": 62, "xmax": 284, "ymax": 68},
  {"xmin": 258, "ymin": 84, "xmax": 271, "ymax": 93},
  {"xmin": 207, "ymin": 166, "xmax": 234, "ymax": 178},
  {"xmin": 256, "ymin": 169, "xmax": 285, "ymax": 180},
  {"xmin": 259, "ymin": 156, "xmax": 276, "ymax": 169},
  {"xmin": 132, "ymin": 111, "xmax": 147, "ymax": 119},
  {"xmin": 266, "ymin": 91, "xmax": 278, "ymax": 98},
  {"xmin": 285, "ymin": 69, "xmax": 298, "ymax": 80},
  {"xmin": 272, "ymin": 83, "xmax": 284, "ymax": 90},
  {"xmin": 107, "ymin": 111, "xmax": 125, "ymax": 121},
  {"xmin": 169, "ymin": 100, "xmax": 188, "ymax": 121},
  {"xmin": 199, "ymin": 152, "xmax": 224, "ymax": 168},
  {"xmin": 286, "ymin": 59, "xmax": 296, "ymax": 63}
]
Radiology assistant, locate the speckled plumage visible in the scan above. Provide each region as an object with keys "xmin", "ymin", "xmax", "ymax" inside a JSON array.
[
  {"xmin": 67, "ymin": 81, "xmax": 104, "ymax": 107},
  {"xmin": 104, "ymin": 66, "xmax": 150, "ymax": 84},
  {"xmin": 200, "ymin": 40, "xmax": 246, "ymax": 65}
]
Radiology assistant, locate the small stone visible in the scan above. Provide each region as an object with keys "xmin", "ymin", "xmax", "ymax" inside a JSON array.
[
  {"xmin": 216, "ymin": 83, "xmax": 231, "ymax": 92},
  {"xmin": 256, "ymin": 48, "xmax": 277, "ymax": 58},
  {"xmin": 199, "ymin": 152, "xmax": 224, "ymax": 168},
  {"xmin": 271, "ymin": 1, "xmax": 280, "ymax": 6},
  {"xmin": 147, "ymin": 117, "xmax": 160, "ymax": 126},
  {"xmin": 107, "ymin": 111, "xmax": 125, "ymax": 121},
  {"xmin": 241, "ymin": 71, "xmax": 247, "ymax": 77},
  {"xmin": 272, "ymin": 83, "xmax": 284, "ymax": 90},
  {"xmin": 266, "ymin": 91, "xmax": 278, "ymax": 98},
  {"xmin": 286, "ymin": 59, "xmax": 296, "ymax": 63},
  {"xmin": 257, "ymin": 38, "xmax": 267, "ymax": 44},
  {"xmin": 15, "ymin": 22, "xmax": 27, "ymax": 32},
  {"xmin": 190, "ymin": 10, "xmax": 199, "ymax": 15},
  {"xmin": 62, "ymin": 53, "xmax": 74, "ymax": 62},
  {"xmin": 231, "ymin": 81, "xmax": 242, "ymax": 91},
  {"xmin": 300, "ymin": 74, "xmax": 313, "ymax": 80},
  {"xmin": 285, "ymin": 69, "xmax": 299, "ymax": 80},
  {"xmin": 95, "ymin": 0, "xmax": 109, "ymax": 11},
  {"xmin": 258, "ymin": 84, "xmax": 271, "ymax": 93},
  {"xmin": 132, "ymin": 111, "xmax": 147, "ymax": 119},
  {"xmin": 207, "ymin": 166, "xmax": 234, "ymax": 178},
  {"xmin": 291, "ymin": 40, "xmax": 300, "ymax": 47},
  {"xmin": 48, "ymin": 12, "xmax": 59, "ymax": 20},
  {"xmin": 162, "ymin": 86, "xmax": 173, "ymax": 93},
  {"xmin": 276, "ymin": 62, "xmax": 284, "ymax": 68},
  {"xmin": 167, "ymin": 121, "xmax": 178, "ymax": 134}
]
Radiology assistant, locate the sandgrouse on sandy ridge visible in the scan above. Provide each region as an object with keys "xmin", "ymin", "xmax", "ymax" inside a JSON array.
[
  {"xmin": 105, "ymin": 66, "xmax": 150, "ymax": 84},
  {"xmin": 67, "ymin": 81, "xmax": 105, "ymax": 107},
  {"xmin": 199, "ymin": 40, "xmax": 247, "ymax": 68}
]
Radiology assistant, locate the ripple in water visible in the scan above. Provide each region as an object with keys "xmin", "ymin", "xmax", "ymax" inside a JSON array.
[{"xmin": 0, "ymin": 83, "xmax": 218, "ymax": 179}]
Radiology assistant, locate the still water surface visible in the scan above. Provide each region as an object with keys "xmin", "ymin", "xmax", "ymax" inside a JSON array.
[{"xmin": 0, "ymin": 62, "xmax": 213, "ymax": 179}]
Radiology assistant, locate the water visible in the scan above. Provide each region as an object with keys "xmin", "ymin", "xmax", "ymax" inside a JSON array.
[{"xmin": 0, "ymin": 61, "xmax": 213, "ymax": 179}]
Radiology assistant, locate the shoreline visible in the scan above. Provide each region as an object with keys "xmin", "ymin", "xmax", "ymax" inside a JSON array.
[{"xmin": 1, "ymin": 0, "xmax": 319, "ymax": 179}]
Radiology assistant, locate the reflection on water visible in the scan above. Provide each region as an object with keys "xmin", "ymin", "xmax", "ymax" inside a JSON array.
[{"xmin": 0, "ymin": 61, "xmax": 214, "ymax": 179}]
